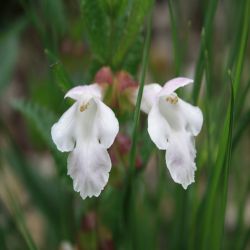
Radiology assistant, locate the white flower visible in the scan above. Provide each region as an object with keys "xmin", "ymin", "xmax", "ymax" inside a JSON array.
[
  {"xmin": 135, "ymin": 78, "xmax": 203, "ymax": 189},
  {"xmin": 51, "ymin": 84, "xmax": 119, "ymax": 199}
]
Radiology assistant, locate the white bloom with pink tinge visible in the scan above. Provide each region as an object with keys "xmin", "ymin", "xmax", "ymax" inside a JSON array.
[
  {"xmin": 134, "ymin": 77, "xmax": 203, "ymax": 189},
  {"xmin": 51, "ymin": 84, "xmax": 119, "ymax": 199}
]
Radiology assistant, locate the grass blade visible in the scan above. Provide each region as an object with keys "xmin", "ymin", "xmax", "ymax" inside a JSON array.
[
  {"xmin": 122, "ymin": 12, "xmax": 153, "ymax": 248},
  {"xmin": 112, "ymin": 0, "xmax": 153, "ymax": 68},
  {"xmin": 1, "ymin": 175, "xmax": 38, "ymax": 250},
  {"xmin": 168, "ymin": 0, "xmax": 181, "ymax": 76},
  {"xmin": 12, "ymin": 100, "xmax": 67, "ymax": 175},
  {"xmin": 129, "ymin": 17, "xmax": 152, "ymax": 173},
  {"xmin": 233, "ymin": 0, "xmax": 250, "ymax": 95},
  {"xmin": 80, "ymin": 0, "xmax": 110, "ymax": 62},
  {"xmin": 192, "ymin": 0, "xmax": 219, "ymax": 104},
  {"xmin": 200, "ymin": 72, "xmax": 234, "ymax": 250},
  {"xmin": 45, "ymin": 49, "xmax": 73, "ymax": 93}
]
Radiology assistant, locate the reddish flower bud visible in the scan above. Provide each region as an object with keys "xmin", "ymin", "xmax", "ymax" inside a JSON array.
[
  {"xmin": 73, "ymin": 41, "xmax": 84, "ymax": 57},
  {"xmin": 109, "ymin": 148, "xmax": 118, "ymax": 165},
  {"xmin": 136, "ymin": 155, "xmax": 143, "ymax": 169},
  {"xmin": 61, "ymin": 39, "xmax": 73, "ymax": 54},
  {"xmin": 99, "ymin": 239, "xmax": 115, "ymax": 250},
  {"xmin": 116, "ymin": 71, "xmax": 138, "ymax": 91},
  {"xmin": 94, "ymin": 67, "xmax": 113, "ymax": 85},
  {"xmin": 82, "ymin": 212, "xmax": 96, "ymax": 232},
  {"xmin": 116, "ymin": 133, "xmax": 131, "ymax": 154}
]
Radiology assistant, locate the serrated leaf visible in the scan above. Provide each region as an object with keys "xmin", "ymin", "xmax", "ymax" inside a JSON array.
[
  {"xmin": 123, "ymin": 34, "xmax": 144, "ymax": 76},
  {"xmin": 0, "ymin": 20, "xmax": 26, "ymax": 95},
  {"xmin": 112, "ymin": 0, "xmax": 153, "ymax": 68},
  {"xmin": 12, "ymin": 100, "xmax": 67, "ymax": 175},
  {"xmin": 80, "ymin": 0, "xmax": 110, "ymax": 62},
  {"xmin": 45, "ymin": 49, "xmax": 73, "ymax": 93},
  {"xmin": 42, "ymin": 0, "xmax": 67, "ymax": 36}
]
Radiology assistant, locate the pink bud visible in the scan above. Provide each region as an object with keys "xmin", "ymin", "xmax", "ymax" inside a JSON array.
[
  {"xmin": 94, "ymin": 67, "xmax": 113, "ymax": 85},
  {"xmin": 116, "ymin": 133, "xmax": 131, "ymax": 154},
  {"xmin": 81, "ymin": 212, "xmax": 96, "ymax": 232},
  {"xmin": 109, "ymin": 148, "xmax": 118, "ymax": 165},
  {"xmin": 116, "ymin": 71, "xmax": 138, "ymax": 91},
  {"xmin": 100, "ymin": 239, "xmax": 115, "ymax": 250},
  {"xmin": 61, "ymin": 38, "xmax": 73, "ymax": 54},
  {"xmin": 135, "ymin": 155, "xmax": 143, "ymax": 169}
]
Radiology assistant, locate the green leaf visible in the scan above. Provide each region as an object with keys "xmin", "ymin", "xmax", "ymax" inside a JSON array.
[
  {"xmin": 233, "ymin": 180, "xmax": 250, "ymax": 250},
  {"xmin": 20, "ymin": 0, "xmax": 67, "ymax": 51},
  {"xmin": 192, "ymin": 0, "xmax": 219, "ymax": 104},
  {"xmin": 112, "ymin": 0, "xmax": 153, "ymax": 68},
  {"xmin": 122, "ymin": 34, "xmax": 144, "ymax": 76},
  {"xmin": 232, "ymin": 0, "xmax": 250, "ymax": 95},
  {"xmin": 200, "ymin": 73, "xmax": 234, "ymax": 250},
  {"xmin": 0, "ymin": 114, "xmax": 74, "ymax": 242},
  {"xmin": 42, "ymin": 0, "xmax": 67, "ymax": 36},
  {"xmin": 168, "ymin": 0, "xmax": 182, "ymax": 76},
  {"xmin": 3, "ymin": 185, "xmax": 38, "ymax": 250},
  {"xmin": 80, "ymin": 0, "xmax": 110, "ymax": 62},
  {"xmin": 122, "ymin": 13, "xmax": 152, "ymax": 248},
  {"xmin": 45, "ymin": 49, "xmax": 73, "ymax": 93},
  {"xmin": 0, "ymin": 20, "xmax": 25, "ymax": 95},
  {"xmin": 12, "ymin": 100, "xmax": 67, "ymax": 175},
  {"xmin": 232, "ymin": 109, "xmax": 250, "ymax": 149}
]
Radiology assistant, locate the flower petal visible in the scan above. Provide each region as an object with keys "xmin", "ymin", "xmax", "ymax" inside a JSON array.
[
  {"xmin": 178, "ymin": 99, "xmax": 203, "ymax": 136},
  {"xmin": 165, "ymin": 131, "xmax": 196, "ymax": 189},
  {"xmin": 51, "ymin": 103, "xmax": 77, "ymax": 152},
  {"xmin": 159, "ymin": 77, "xmax": 193, "ymax": 96},
  {"xmin": 141, "ymin": 83, "xmax": 162, "ymax": 113},
  {"xmin": 148, "ymin": 95, "xmax": 202, "ymax": 189},
  {"xmin": 65, "ymin": 84, "xmax": 102, "ymax": 101},
  {"xmin": 158, "ymin": 96, "xmax": 203, "ymax": 136},
  {"xmin": 131, "ymin": 84, "xmax": 162, "ymax": 113},
  {"xmin": 148, "ymin": 103, "xmax": 171, "ymax": 150},
  {"xmin": 94, "ymin": 99, "xmax": 119, "ymax": 148},
  {"xmin": 67, "ymin": 143, "xmax": 111, "ymax": 199}
]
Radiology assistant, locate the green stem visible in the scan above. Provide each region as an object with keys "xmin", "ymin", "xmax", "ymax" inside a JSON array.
[
  {"xmin": 168, "ymin": 0, "xmax": 181, "ymax": 76},
  {"xmin": 233, "ymin": 0, "xmax": 250, "ymax": 95},
  {"xmin": 129, "ymin": 18, "xmax": 152, "ymax": 174},
  {"xmin": 3, "ymin": 180, "xmax": 38, "ymax": 250},
  {"xmin": 122, "ymin": 13, "xmax": 152, "ymax": 249},
  {"xmin": 192, "ymin": 0, "xmax": 219, "ymax": 104}
]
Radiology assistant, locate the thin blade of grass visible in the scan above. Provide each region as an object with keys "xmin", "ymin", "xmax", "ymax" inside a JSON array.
[
  {"xmin": 1, "ymin": 175, "xmax": 37, "ymax": 250},
  {"xmin": 200, "ymin": 72, "xmax": 234, "ymax": 250},
  {"xmin": 80, "ymin": 0, "xmax": 110, "ymax": 62},
  {"xmin": 192, "ymin": 0, "xmax": 219, "ymax": 104},
  {"xmin": 232, "ymin": 109, "xmax": 250, "ymax": 150},
  {"xmin": 112, "ymin": 0, "xmax": 153, "ymax": 69},
  {"xmin": 122, "ymin": 12, "xmax": 153, "ymax": 249},
  {"xmin": 129, "ymin": 16, "xmax": 152, "ymax": 173},
  {"xmin": 0, "ymin": 117, "xmax": 65, "ymax": 232},
  {"xmin": 235, "ymin": 79, "xmax": 250, "ymax": 118},
  {"xmin": 200, "ymin": 102, "xmax": 232, "ymax": 250},
  {"xmin": 212, "ymin": 71, "xmax": 234, "ymax": 249},
  {"xmin": 200, "ymin": 0, "xmax": 249, "ymax": 246},
  {"xmin": 45, "ymin": 49, "xmax": 73, "ymax": 92},
  {"xmin": 0, "ymin": 20, "xmax": 26, "ymax": 96},
  {"xmin": 168, "ymin": 0, "xmax": 181, "ymax": 76},
  {"xmin": 233, "ymin": 180, "xmax": 250, "ymax": 250},
  {"xmin": 233, "ymin": 0, "xmax": 250, "ymax": 95},
  {"xmin": 12, "ymin": 100, "xmax": 67, "ymax": 175}
]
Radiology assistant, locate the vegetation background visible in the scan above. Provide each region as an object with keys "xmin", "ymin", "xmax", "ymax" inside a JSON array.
[{"xmin": 0, "ymin": 0, "xmax": 249, "ymax": 249}]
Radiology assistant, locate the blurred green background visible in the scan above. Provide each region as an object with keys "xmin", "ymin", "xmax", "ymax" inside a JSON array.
[{"xmin": 0, "ymin": 0, "xmax": 249, "ymax": 249}]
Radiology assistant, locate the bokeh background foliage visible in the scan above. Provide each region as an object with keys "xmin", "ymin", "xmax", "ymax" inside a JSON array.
[{"xmin": 0, "ymin": 0, "xmax": 250, "ymax": 249}]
